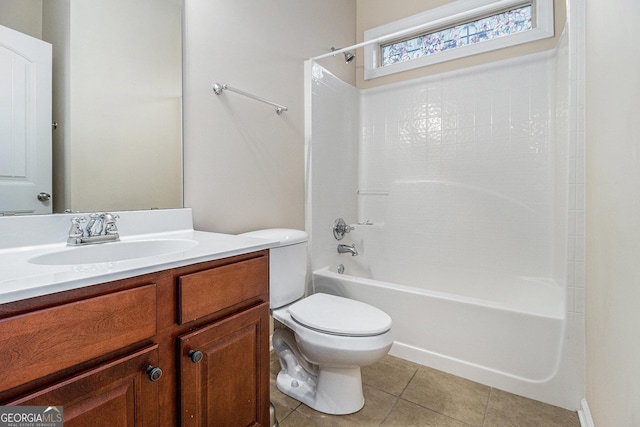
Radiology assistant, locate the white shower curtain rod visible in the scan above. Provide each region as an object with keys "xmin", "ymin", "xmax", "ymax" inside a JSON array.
[{"xmin": 309, "ymin": 0, "xmax": 527, "ymax": 61}]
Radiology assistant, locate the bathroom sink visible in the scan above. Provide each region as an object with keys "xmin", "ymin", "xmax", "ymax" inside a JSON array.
[{"xmin": 29, "ymin": 239, "xmax": 198, "ymax": 265}]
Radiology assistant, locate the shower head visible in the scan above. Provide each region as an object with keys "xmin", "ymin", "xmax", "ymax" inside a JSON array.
[
  {"xmin": 331, "ymin": 47, "xmax": 355, "ymax": 63},
  {"xmin": 344, "ymin": 51, "xmax": 356, "ymax": 63}
]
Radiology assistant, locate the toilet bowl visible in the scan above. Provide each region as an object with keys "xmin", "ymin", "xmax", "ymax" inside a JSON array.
[
  {"xmin": 240, "ymin": 229, "xmax": 393, "ymax": 415},
  {"xmin": 272, "ymin": 293, "xmax": 393, "ymax": 414}
]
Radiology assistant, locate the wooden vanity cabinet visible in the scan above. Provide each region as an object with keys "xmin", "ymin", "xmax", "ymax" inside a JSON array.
[
  {"xmin": 7, "ymin": 345, "xmax": 161, "ymax": 427},
  {"xmin": 0, "ymin": 250, "xmax": 270, "ymax": 427},
  {"xmin": 179, "ymin": 303, "xmax": 269, "ymax": 427}
]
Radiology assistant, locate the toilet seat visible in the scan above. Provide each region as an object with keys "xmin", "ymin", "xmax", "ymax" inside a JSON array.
[{"xmin": 288, "ymin": 293, "xmax": 392, "ymax": 337}]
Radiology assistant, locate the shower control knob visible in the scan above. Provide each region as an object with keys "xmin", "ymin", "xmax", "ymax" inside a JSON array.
[
  {"xmin": 333, "ymin": 218, "xmax": 354, "ymax": 240},
  {"xmin": 188, "ymin": 350, "xmax": 203, "ymax": 363},
  {"xmin": 146, "ymin": 365, "xmax": 163, "ymax": 382}
]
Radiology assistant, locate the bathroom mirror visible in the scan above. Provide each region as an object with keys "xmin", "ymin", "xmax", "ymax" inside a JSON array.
[{"xmin": 1, "ymin": 0, "xmax": 183, "ymax": 214}]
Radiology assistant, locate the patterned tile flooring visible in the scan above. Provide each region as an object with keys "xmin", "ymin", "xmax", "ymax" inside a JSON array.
[{"xmin": 270, "ymin": 353, "xmax": 580, "ymax": 426}]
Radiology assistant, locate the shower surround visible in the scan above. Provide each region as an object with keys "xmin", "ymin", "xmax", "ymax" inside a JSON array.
[
  {"xmin": 358, "ymin": 54, "xmax": 554, "ymax": 280},
  {"xmin": 305, "ymin": 14, "xmax": 584, "ymax": 409}
]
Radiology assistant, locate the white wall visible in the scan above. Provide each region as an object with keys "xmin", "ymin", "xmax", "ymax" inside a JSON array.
[
  {"xmin": 0, "ymin": 0, "xmax": 42, "ymax": 39},
  {"xmin": 306, "ymin": 62, "xmax": 359, "ymax": 273},
  {"xmin": 183, "ymin": 0, "xmax": 356, "ymax": 234},
  {"xmin": 67, "ymin": 0, "xmax": 182, "ymax": 212},
  {"xmin": 586, "ymin": 0, "xmax": 640, "ymax": 424},
  {"xmin": 41, "ymin": 0, "xmax": 70, "ymax": 213}
]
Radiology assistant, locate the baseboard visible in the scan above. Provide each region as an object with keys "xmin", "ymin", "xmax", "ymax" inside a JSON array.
[{"xmin": 578, "ymin": 398, "xmax": 595, "ymax": 427}]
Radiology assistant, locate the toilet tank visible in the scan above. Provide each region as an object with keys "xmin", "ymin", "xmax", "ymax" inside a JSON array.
[{"xmin": 239, "ymin": 229, "xmax": 308, "ymax": 309}]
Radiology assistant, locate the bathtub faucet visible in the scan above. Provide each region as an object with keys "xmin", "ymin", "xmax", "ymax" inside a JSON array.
[{"xmin": 337, "ymin": 243, "xmax": 358, "ymax": 256}]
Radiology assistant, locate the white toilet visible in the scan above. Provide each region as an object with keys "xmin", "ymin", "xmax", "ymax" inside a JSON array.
[{"xmin": 240, "ymin": 229, "xmax": 393, "ymax": 415}]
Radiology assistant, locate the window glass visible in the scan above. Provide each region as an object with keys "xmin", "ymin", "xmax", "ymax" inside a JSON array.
[
  {"xmin": 363, "ymin": 0, "xmax": 554, "ymax": 80},
  {"xmin": 381, "ymin": 5, "xmax": 533, "ymax": 67}
]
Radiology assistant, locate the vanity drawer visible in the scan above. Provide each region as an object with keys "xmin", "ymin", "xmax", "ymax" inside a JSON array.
[
  {"xmin": 0, "ymin": 284, "xmax": 157, "ymax": 392},
  {"xmin": 178, "ymin": 255, "xmax": 268, "ymax": 324}
]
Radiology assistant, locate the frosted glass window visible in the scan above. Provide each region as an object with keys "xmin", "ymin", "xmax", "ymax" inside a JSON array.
[
  {"xmin": 381, "ymin": 5, "xmax": 532, "ymax": 67},
  {"xmin": 363, "ymin": 0, "xmax": 554, "ymax": 80}
]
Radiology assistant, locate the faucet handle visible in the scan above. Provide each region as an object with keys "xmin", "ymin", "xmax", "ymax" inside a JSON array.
[
  {"xmin": 68, "ymin": 216, "xmax": 86, "ymax": 239},
  {"xmin": 103, "ymin": 213, "xmax": 120, "ymax": 236},
  {"xmin": 333, "ymin": 218, "xmax": 354, "ymax": 240}
]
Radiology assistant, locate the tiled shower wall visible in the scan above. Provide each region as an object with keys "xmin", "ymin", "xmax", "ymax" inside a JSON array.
[
  {"xmin": 308, "ymin": 2, "xmax": 585, "ymax": 302},
  {"xmin": 565, "ymin": 0, "xmax": 586, "ymax": 316},
  {"xmin": 359, "ymin": 53, "xmax": 557, "ymax": 279}
]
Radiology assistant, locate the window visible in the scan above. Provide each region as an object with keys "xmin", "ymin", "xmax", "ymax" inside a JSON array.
[
  {"xmin": 381, "ymin": 5, "xmax": 533, "ymax": 66},
  {"xmin": 364, "ymin": 0, "xmax": 553, "ymax": 80}
]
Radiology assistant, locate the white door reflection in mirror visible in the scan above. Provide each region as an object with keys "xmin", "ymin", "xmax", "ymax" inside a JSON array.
[{"xmin": 0, "ymin": 24, "xmax": 52, "ymax": 215}]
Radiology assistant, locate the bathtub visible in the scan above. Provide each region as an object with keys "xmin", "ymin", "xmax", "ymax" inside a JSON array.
[{"xmin": 312, "ymin": 238, "xmax": 574, "ymax": 407}]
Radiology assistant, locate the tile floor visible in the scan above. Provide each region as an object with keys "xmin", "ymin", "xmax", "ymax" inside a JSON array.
[{"xmin": 270, "ymin": 353, "xmax": 580, "ymax": 427}]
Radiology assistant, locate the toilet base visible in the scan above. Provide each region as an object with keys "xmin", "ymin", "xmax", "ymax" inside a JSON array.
[{"xmin": 276, "ymin": 366, "xmax": 365, "ymax": 415}]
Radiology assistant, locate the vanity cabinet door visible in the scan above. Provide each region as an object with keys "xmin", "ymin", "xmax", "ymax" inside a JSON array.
[
  {"xmin": 6, "ymin": 345, "xmax": 161, "ymax": 427},
  {"xmin": 179, "ymin": 303, "xmax": 270, "ymax": 427}
]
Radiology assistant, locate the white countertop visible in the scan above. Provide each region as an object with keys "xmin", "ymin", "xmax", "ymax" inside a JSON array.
[{"xmin": 0, "ymin": 209, "xmax": 278, "ymax": 304}]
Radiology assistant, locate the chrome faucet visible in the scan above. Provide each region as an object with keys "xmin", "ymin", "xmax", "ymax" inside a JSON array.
[
  {"xmin": 85, "ymin": 213, "xmax": 104, "ymax": 237},
  {"xmin": 67, "ymin": 213, "xmax": 120, "ymax": 245},
  {"xmin": 337, "ymin": 243, "xmax": 358, "ymax": 256}
]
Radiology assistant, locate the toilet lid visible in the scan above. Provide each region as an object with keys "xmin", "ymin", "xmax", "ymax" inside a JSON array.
[{"xmin": 288, "ymin": 293, "xmax": 392, "ymax": 337}]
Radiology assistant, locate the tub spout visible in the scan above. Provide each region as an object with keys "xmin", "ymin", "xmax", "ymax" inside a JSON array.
[{"xmin": 338, "ymin": 243, "xmax": 358, "ymax": 256}]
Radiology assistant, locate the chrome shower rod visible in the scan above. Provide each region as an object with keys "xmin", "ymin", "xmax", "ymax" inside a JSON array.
[{"xmin": 212, "ymin": 83, "xmax": 288, "ymax": 115}]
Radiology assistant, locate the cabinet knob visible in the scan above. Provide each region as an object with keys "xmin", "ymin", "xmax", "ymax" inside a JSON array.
[
  {"xmin": 146, "ymin": 365, "xmax": 163, "ymax": 382},
  {"xmin": 188, "ymin": 350, "xmax": 203, "ymax": 363}
]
